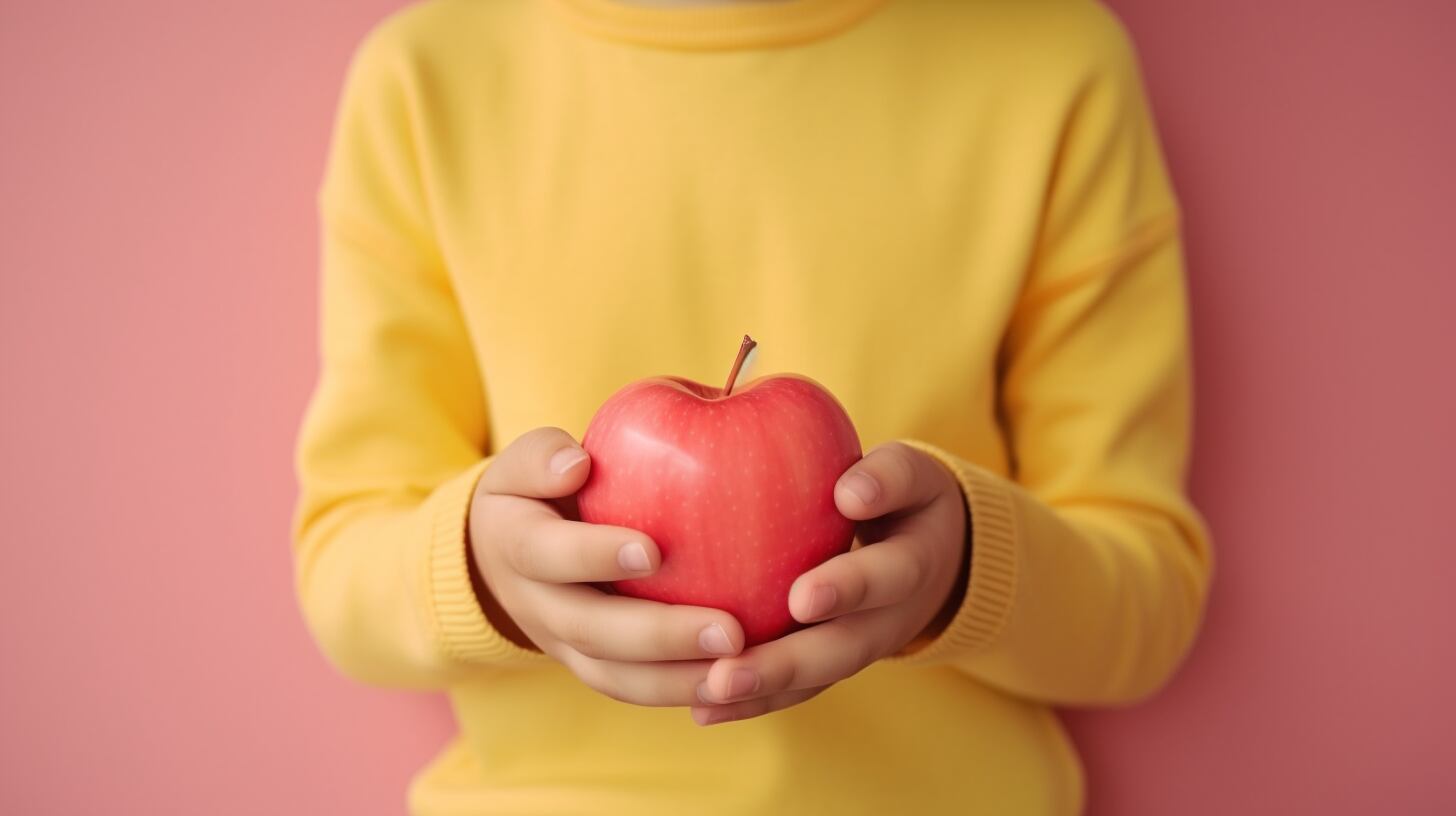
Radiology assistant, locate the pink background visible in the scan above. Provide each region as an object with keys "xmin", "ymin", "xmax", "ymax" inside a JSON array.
[{"xmin": 2, "ymin": 1, "xmax": 1452, "ymax": 813}]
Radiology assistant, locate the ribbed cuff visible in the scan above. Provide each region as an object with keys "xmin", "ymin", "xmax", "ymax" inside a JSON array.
[
  {"xmin": 888, "ymin": 441, "xmax": 1020, "ymax": 665},
  {"xmin": 424, "ymin": 459, "xmax": 547, "ymax": 666}
]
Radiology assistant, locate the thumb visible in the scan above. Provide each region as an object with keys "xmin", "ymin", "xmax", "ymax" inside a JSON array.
[{"xmin": 480, "ymin": 427, "xmax": 590, "ymax": 499}]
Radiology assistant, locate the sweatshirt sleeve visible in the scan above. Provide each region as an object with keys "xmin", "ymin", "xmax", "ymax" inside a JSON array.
[
  {"xmin": 291, "ymin": 25, "xmax": 543, "ymax": 689},
  {"xmin": 891, "ymin": 13, "xmax": 1213, "ymax": 706}
]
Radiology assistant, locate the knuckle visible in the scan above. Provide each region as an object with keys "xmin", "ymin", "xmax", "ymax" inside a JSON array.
[
  {"xmin": 831, "ymin": 622, "xmax": 875, "ymax": 672},
  {"xmin": 560, "ymin": 614, "xmax": 603, "ymax": 658},
  {"xmin": 534, "ymin": 425, "xmax": 575, "ymax": 457},
  {"xmin": 523, "ymin": 425, "xmax": 568, "ymax": 450},
  {"xmin": 576, "ymin": 539, "xmax": 606, "ymax": 580},
  {"xmin": 899, "ymin": 551, "xmax": 927, "ymax": 594},
  {"xmin": 841, "ymin": 568, "xmax": 870, "ymax": 610},
  {"xmin": 642, "ymin": 671, "xmax": 679, "ymax": 704},
  {"xmin": 490, "ymin": 431, "xmax": 566, "ymax": 495},
  {"xmin": 645, "ymin": 615, "xmax": 679, "ymax": 656},
  {"xmin": 508, "ymin": 427, "xmax": 571, "ymax": 481},
  {"xmin": 509, "ymin": 535, "xmax": 543, "ymax": 578},
  {"xmin": 880, "ymin": 443, "xmax": 920, "ymax": 497},
  {"xmin": 777, "ymin": 660, "xmax": 800, "ymax": 694},
  {"xmin": 504, "ymin": 429, "xmax": 545, "ymax": 467}
]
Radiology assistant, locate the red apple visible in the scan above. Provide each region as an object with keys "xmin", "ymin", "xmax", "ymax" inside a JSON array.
[{"xmin": 578, "ymin": 336, "xmax": 862, "ymax": 646}]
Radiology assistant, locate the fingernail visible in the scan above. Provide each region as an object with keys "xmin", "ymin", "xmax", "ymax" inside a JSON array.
[
  {"xmin": 549, "ymin": 447, "xmax": 587, "ymax": 475},
  {"xmin": 841, "ymin": 472, "xmax": 880, "ymax": 505},
  {"xmin": 726, "ymin": 668, "xmax": 759, "ymax": 699},
  {"xmin": 692, "ymin": 707, "xmax": 722, "ymax": 726},
  {"xmin": 806, "ymin": 585, "xmax": 838, "ymax": 620},
  {"xmin": 696, "ymin": 682, "xmax": 714, "ymax": 704},
  {"xmin": 698, "ymin": 624, "xmax": 734, "ymax": 656},
  {"xmin": 617, "ymin": 542, "xmax": 652, "ymax": 573}
]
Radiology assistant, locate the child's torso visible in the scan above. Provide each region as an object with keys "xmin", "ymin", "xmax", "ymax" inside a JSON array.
[{"xmin": 353, "ymin": 2, "xmax": 1134, "ymax": 811}]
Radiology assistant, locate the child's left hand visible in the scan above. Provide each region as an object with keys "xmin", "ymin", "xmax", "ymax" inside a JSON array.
[{"xmin": 691, "ymin": 442, "xmax": 968, "ymax": 726}]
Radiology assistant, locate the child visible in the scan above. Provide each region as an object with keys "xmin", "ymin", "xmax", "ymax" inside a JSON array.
[{"xmin": 292, "ymin": 0, "xmax": 1212, "ymax": 812}]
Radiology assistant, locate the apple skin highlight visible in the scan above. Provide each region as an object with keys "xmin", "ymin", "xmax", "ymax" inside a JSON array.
[{"xmin": 578, "ymin": 362, "xmax": 862, "ymax": 646}]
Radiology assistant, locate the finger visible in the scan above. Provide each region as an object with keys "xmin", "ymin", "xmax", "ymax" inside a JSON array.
[
  {"xmin": 787, "ymin": 532, "xmax": 927, "ymax": 623},
  {"xmin": 534, "ymin": 583, "xmax": 746, "ymax": 662},
  {"xmin": 699, "ymin": 611, "xmax": 898, "ymax": 703},
  {"xmin": 560, "ymin": 649, "xmax": 716, "ymax": 708},
  {"xmin": 834, "ymin": 442, "xmax": 953, "ymax": 521},
  {"xmin": 690, "ymin": 686, "xmax": 828, "ymax": 726},
  {"xmin": 504, "ymin": 504, "xmax": 661, "ymax": 583},
  {"xmin": 481, "ymin": 427, "xmax": 590, "ymax": 499}
]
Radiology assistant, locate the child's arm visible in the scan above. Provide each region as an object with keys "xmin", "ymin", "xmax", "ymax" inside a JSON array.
[
  {"xmin": 290, "ymin": 46, "xmax": 517, "ymax": 686},
  {"xmin": 902, "ymin": 218, "xmax": 1210, "ymax": 706},
  {"xmin": 294, "ymin": 29, "xmax": 745, "ymax": 694},
  {"xmin": 905, "ymin": 20, "xmax": 1212, "ymax": 705},
  {"xmin": 692, "ymin": 16, "xmax": 1211, "ymax": 718},
  {"xmin": 291, "ymin": 31, "xmax": 547, "ymax": 688}
]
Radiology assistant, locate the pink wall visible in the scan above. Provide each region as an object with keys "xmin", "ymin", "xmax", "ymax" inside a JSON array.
[{"xmin": 1, "ymin": 1, "xmax": 1451, "ymax": 813}]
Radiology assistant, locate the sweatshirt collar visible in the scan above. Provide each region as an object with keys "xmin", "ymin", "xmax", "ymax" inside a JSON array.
[{"xmin": 545, "ymin": 0, "xmax": 890, "ymax": 51}]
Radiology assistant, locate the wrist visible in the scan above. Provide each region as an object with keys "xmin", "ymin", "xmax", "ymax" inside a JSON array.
[
  {"xmin": 911, "ymin": 463, "xmax": 973, "ymax": 646},
  {"xmin": 466, "ymin": 500, "xmax": 538, "ymax": 651}
]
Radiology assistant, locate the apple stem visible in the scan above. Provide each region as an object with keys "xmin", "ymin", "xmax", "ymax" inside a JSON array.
[{"xmin": 722, "ymin": 335, "xmax": 758, "ymax": 397}]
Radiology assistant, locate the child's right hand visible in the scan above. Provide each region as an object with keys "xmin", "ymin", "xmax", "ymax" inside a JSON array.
[{"xmin": 468, "ymin": 427, "xmax": 745, "ymax": 706}]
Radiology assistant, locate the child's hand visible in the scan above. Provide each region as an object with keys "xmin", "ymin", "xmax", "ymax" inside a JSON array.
[
  {"xmin": 469, "ymin": 428, "xmax": 747, "ymax": 705},
  {"xmin": 690, "ymin": 442, "xmax": 967, "ymax": 726}
]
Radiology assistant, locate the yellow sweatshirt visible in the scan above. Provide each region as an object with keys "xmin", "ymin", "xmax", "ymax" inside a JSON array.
[{"xmin": 293, "ymin": 0, "xmax": 1212, "ymax": 813}]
